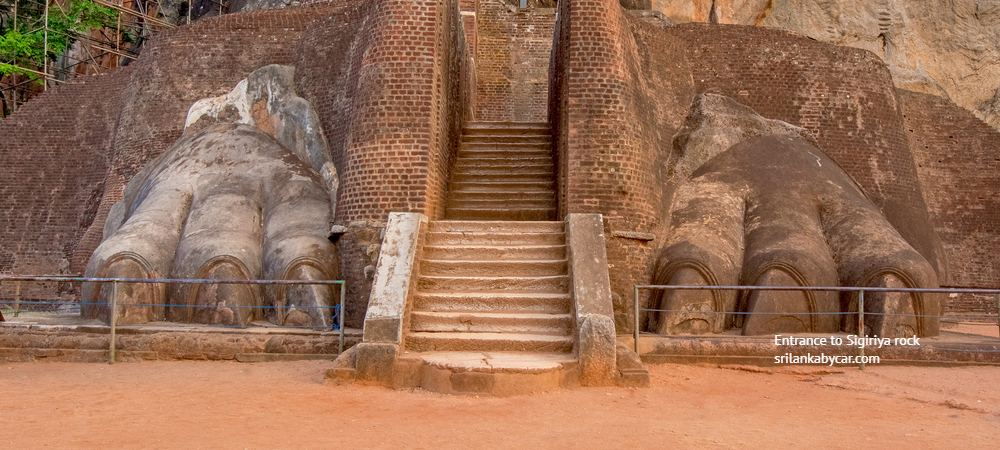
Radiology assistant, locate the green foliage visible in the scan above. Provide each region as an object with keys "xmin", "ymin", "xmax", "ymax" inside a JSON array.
[{"xmin": 0, "ymin": 0, "xmax": 118, "ymax": 81}]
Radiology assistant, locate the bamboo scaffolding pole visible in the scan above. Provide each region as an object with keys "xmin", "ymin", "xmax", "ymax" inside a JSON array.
[
  {"xmin": 42, "ymin": 0, "xmax": 47, "ymax": 90},
  {"xmin": 90, "ymin": 0, "xmax": 174, "ymax": 28}
]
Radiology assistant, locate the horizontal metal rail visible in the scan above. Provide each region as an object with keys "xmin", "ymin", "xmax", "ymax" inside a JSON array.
[{"xmin": 0, "ymin": 276, "xmax": 348, "ymax": 362}]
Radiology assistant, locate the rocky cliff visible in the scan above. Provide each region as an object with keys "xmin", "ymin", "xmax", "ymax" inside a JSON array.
[{"xmin": 652, "ymin": 0, "xmax": 1000, "ymax": 130}]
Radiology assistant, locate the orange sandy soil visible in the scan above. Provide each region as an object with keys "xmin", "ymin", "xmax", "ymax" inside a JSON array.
[{"xmin": 2, "ymin": 359, "xmax": 998, "ymax": 449}]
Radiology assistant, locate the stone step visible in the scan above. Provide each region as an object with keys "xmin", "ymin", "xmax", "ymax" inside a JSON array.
[
  {"xmin": 419, "ymin": 259, "xmax": 567, "ymax": 277},
  {"xmin": 424, "ymin": 231, "xmax": 564, "ymax": 246},
  {"xmin": 461, "ymin": 135, "xmax": 552, "ymax": 145},
  {"xmin": 449, "ymin": 181, "xmax": 556, "ymax": 193},
  {"xmin": 424, "ymin": 243, "xmax": 564, "ymax": 260},
  {"xmin": 409, "ymin": 311, "xmax": 573, "ymax": 334},
  {"xmin": 405, "ymin": 332, "xmax": 575, "ymax": 353},
  {"xmin": 412, "ymin": 292, "xmax": 571, "ymax": 313},
  {"xmin": 453, "ymin": 156, "xmax": 554, "ymax": 167},
  {"xmin": 416, "ymin": 275, "xmax": 569, "ymax": 293},
  {"xmin": 445, "ymin": 208, "xmax": 557, "ymax": 221},
  {"xmin": 448, "ymin": 190, "xmax": 556, "ymax": 202},
  {"xmin": 395, "ymin": 352, "xmax": 579, "ymax": 396},
  {"xmin": 429, "ymin": 220, "xmax": 564, "ymax": 233},
  {"xmin": 451, "ymin": 171, "xmax": 555, "ymax": 183},
  {"xmin": 458, "ymin": 143, "xmax": 552, "ymax": 153},
  {"xmin": 452, "ymin": 165, "xmax": 554, "ymax": 176},
  {"xmin": 447, "ymin": 199, "xmax": 556, "ymax": 211},
  {"xmin": 463, "ymin": 122, "xmax": 552, "ymax": 135}
]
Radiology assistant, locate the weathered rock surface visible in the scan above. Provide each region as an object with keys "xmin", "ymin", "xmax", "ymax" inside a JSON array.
[{"xmin": 652, "ymin": 0, "xmax": 1000, "ymax": 130}]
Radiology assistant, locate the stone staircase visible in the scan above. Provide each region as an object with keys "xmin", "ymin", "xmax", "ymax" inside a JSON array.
[
  {"xmin": 352, "ymin": 121, "xmax": 631, "ymax": 394},
  {"xmin": 446, "ymin": 122, "xmax": 557, "ymax": 221},
  {"xmin": 398, "ymin": 220, "xmax": 579, "ymax": 395},
  {"xmin": 388, "ymin": 122, "xmax": 577, "ymax": 395}
]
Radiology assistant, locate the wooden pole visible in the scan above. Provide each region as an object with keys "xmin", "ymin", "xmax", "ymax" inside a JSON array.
[
  {"xmin": 116, "ymin": 0, "xmax": 122, "ymax": 67},
  {"xmin": 42, "ymin": 0, "xmax": 48, "ymax": 91}
]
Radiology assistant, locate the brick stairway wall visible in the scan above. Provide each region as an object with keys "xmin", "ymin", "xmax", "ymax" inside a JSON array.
[
  {"xmin": 550, "ymin": 0, "xmax": 695, "ymax": 330},
  {"xmin": 296, "ymin": 0, "xmax": 472, "ymax": 326},
  {"xmin": 474, "ymin": 0, "xmax": 554, "ymax": 122}
]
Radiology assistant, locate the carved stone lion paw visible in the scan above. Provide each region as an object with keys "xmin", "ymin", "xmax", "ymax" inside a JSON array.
[
  {"xmin": 652, "ymin": 94, "xmax": 940, "ymax": 338},
  {"xmin": 82, "ymin": 65, "xmax": 340, "ymax": 328}
]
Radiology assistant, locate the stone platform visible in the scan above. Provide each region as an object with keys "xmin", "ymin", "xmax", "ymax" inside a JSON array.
[{"xmin": 0, "ymin": 315, "xmax": 361, "ymax": 363}]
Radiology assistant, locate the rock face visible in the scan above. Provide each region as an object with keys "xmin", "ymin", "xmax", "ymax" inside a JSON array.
[{"xmin": 652, "ymin": 0, "xmax": 1000, "ymax": 130}]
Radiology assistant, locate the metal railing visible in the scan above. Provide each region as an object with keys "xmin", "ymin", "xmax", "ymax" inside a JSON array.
[
  {"xmin": 0, "ymin": 275, "xmax": 347, "ymax": 363},
  {"xmin": 634, "ymin": 285, "xmax": 1000, "ymax": 370}
]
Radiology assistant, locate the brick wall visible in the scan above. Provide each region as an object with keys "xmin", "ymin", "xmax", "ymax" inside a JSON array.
[
  {"xmin": 0, "ymin": 71, "xmax": 128, "ymax": 299},
  {"xmin": 901, "ymin": 89, "xmax": 1000, "ymax": 319},
  {"xmin": 295, "ymin": 0, "xmax": 471, "ymax": 326},
  {"xmin": 475, "ymin": 0, "xmax": 554, "ymax": 122},
  {"xmin": 550, "ymin": 1, "xmax": 696, "ymax": 330}
]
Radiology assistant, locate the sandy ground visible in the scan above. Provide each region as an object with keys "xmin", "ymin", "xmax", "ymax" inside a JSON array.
[{"xmin": 2, "ymin": 359, "xmax": 998, "ymax": 449}]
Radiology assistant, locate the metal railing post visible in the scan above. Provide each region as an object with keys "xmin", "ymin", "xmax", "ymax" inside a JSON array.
[
  {"xmin": 634, "ymin": 285, "xmax": 640, "ymax": 353},
  {"xmin": 13, "ymin": 281, "xmax": 21, "ymax": 318},
  {"xmin": 109, "ymin": 281, "xmax": 117, "ymax": 364},
  {"xmin": 858, "ymin": 289, "xmax": 865, "ymax": 370},
  {"xmin": 339, "ymin": 281, "xmax": 346, "ymax": 354}
]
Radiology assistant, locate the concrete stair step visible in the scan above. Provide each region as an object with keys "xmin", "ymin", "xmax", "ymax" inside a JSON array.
[
  {"xmin": 445, "ymin": 208, "xmax": 557, "ymax": 221},
  {"xmin": 394, "ymin": 352, "xmax": 579, "ymax": 396},
  {"xmin": 405, "ymin": 332, "xmax": 574, "ymax": 353},
  {"xmin": 419, "ymin": 259, "xmax": 567, "ymax": 277},
  {"xmin": 429, "ymin": 220, "xmax": 564, "ymax": 233},
  {"xmin": 449, "ymin": 181, "xmax": 555, "ymax": 193},
  {"xmin": 425, "ymin": 231, "xmax": 564, "ymax": 246},
  {"xmin": 412, "ymin": 292, "xmax": 571, "ymax": 313},
  {"xmin": 409, "ymin": 311, "xmax": 573, "ymax": 334},
  {"xmin": 416, "ymin": 275, "xmax": 569, "ymax": 292}
]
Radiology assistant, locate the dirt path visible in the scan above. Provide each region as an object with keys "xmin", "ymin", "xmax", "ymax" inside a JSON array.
[{"xmin": 2, "ymin": 360, "xmax": 997, "ymax": 449}]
